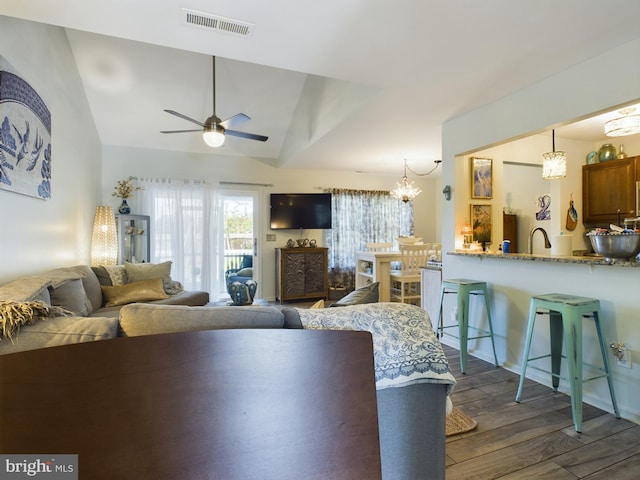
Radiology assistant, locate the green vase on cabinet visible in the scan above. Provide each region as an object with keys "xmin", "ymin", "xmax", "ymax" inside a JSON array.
[{"xmin": 598, "ymin": 143, "xmax": 617, "ymax": 162}]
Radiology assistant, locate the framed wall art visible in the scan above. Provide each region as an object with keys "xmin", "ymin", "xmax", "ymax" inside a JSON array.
[
  {"xmin": 470, "ymin": 157, "xmax": 492, "ymax": 199},
  {"xmin": 535, "ymin": 193, "xmax": 551, "ymax": 221},
  {"xmin": 0, "ymin": 56, "xmax": 52, "ymax": 199},
  {"xmin": 471, "ymin": 203, "xmax": 492, "ymax": 244}
]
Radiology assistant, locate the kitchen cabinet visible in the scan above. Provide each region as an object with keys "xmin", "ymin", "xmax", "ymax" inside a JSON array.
[
  {"xmin": 116, "ymin": 214, "xmax": 150, "ymax": 264},
  {"xmin": 582, "ymin": 156, "xmax": 640, "ymax": 226},
  {"xmin": 276, "ymin": 248, "xmax": 328, "ymax": 303},
  {"xmin": 502, "ymin": 213, "xmax": 518, "ymax": 253}
]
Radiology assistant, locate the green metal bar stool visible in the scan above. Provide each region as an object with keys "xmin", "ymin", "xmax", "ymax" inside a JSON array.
[
  {"xmin": 437, "ymin": 279, "xmax": 499, "ymax": 374},
  {"xmin": 515, "ymin": 293, "xmax": 620, "ymax": 433}
]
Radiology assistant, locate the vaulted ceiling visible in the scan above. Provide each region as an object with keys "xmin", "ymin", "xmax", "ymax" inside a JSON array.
[{"xmin": 3, "ymin": 0, "xmax": 640, "ymax": 175}]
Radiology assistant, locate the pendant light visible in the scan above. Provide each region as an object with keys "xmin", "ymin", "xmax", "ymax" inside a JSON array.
[
  {"xmin": 542, "ymin": 129, "xmax": 566, "ymax": 180},
  {"xmin": 391, "ymin": 159, "xmax": 422, "ymax": 203},
  {"xmin": 604, "ymin": 107, "xmax": 640, "ymax": 137},
  {"xmin": 390, "ymin": 159, "xmax": 441, "ymax": 203}
]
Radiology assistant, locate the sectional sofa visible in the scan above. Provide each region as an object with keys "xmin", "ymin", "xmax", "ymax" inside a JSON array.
[
  {"xmin": 0, "ymin": 266, "xmax": 455, "ymax": 479},
  {"xmin": 0, "ymin": 263, "xmax": 209, "ymax": 354}
]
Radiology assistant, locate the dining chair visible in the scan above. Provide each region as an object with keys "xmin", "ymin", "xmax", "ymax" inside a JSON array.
[{"xmin": 390, "ymin": 244, "xmax": 430, "ymax": 306}]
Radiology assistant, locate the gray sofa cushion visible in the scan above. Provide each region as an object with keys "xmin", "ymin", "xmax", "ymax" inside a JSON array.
[
  {"xmin": 119, "ymin": 304, "xmax": 284, "ymax": 337},
  {"xmin": 0, "ymin": 316, "xmax": 119, "ymax": 355},
  {"xmin": 49, "ymin": 278, "xmax": 92, "ymax": 316},
  {"xmin": 282, "ymin": 308, "xmax": 303, "ymax": 329},
  {"xmin": 148, "ymin": 290, "xmax": 210, "ymax": 307},
  {"xmin": 52, "ymin": 265, "xmax": 104, "ymax": 314}
]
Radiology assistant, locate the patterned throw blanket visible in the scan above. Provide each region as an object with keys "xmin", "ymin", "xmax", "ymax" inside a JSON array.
[{"xmin": 298, "ymin": 302, "xmax": 456, "ymax": 394}]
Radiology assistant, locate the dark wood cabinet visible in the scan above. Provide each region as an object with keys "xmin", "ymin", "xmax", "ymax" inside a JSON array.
[
  {"xmin": 582, "ymin": 156, "xmax": 640, "ymax": 226},
  {"xmin": 502, "ymin": 213, "xmax": 518, "ymax": 253},
  {"xmin": 276, "ymin": 247, "xmax": 328, "ymax": 303}
]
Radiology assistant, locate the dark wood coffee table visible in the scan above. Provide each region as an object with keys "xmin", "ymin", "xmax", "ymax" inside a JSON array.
[{"xmin": 0, "ymin": 329, "xmax": 381, "ymax": 479}]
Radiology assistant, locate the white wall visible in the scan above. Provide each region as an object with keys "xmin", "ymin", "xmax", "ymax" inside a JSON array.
[
  {"xmin": 101, "ymin": 145, "xmax": 441, "ymax": 300},
  {"xmin": 442, "ymin": 37, "xmax": 640, "ymax": 423},
  {"xmin": 0, "ymin": 16, "xmax": 102, "ymax": 283}
]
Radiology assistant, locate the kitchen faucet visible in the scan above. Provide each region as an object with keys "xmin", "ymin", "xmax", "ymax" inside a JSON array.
[{"xmin": 528, "ymin": 227, "xmax": 551, "ymax": 254}]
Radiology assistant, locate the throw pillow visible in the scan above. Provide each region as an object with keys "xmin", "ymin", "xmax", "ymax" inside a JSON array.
[
  {"xmin": 310, "ymin": 299, "xmax": 324, "ymax": 309},
  {"xmin": 330, "ymin": 282, "xmax": 379, "ymax": 307},
  {"xmin": 125, "ymin": 261, "xmax": 173, "ymax": 293},
  {"xmin": 100, "ymin": 278, "xmax": 169, "ymax": 307},
  {"xmin": 103, "ymin": 265, "xmax": 128, "ymax": 286},
  {"xmin": 91, "ymin": 266, "xmax": 113, "ymax": 286},
  {"xmin": 125, "ymin": 261, "xmax": 172, "ymax": 283},
  {"xmin": 49, "ymin": 279, "xmax": 92, "ymax": 316}
]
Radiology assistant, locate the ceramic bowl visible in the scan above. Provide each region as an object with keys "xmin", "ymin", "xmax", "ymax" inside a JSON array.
[{"xmin": 397, "ymin": 236, "xmax": 422, "ymax": 245}]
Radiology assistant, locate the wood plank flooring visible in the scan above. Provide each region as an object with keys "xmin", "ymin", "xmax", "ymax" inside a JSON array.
[{"xmin": 443, "ymin": 344, "xmax": 640, "ymax": 479}]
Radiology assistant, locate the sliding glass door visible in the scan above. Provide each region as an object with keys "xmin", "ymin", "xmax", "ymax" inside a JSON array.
[{"xmin": 218, "ymin": 190, "xmax": 260, "ymax": 302}]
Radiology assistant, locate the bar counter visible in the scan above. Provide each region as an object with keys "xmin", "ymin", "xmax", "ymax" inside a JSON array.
[{"xmin": 448, "ymin": 250, "xmax": 640, "ymax": 268}]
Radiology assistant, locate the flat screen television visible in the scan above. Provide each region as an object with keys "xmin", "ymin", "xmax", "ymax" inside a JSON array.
[{"xmin": 270, "ymin": 193, "xmax": 332, "ymax": 230}]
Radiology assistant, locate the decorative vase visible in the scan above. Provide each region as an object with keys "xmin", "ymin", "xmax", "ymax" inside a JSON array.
[
  {"xmin": 617, "ymin": 144, "xmax": 627, "ymax": 159},
  {"xmin": 586, "ymin": 151, "xmax": 599, "ymax": 165},
  {"xmin": 118, "ymin": 199, "xmax": 131, "ymax": 214},
  {"xmin": 598, "ymin": 143, "xmax": 617, "ymax": 162}
]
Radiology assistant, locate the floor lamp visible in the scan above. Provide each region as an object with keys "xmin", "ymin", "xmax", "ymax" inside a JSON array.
[{"xmin": 90, "ymin": 206, "xmax": 118, "ymax": 266}]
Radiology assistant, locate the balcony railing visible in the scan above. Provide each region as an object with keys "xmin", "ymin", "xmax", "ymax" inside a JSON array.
[{"xmin": 224, "ymin": 251, "xmax": 253, "ymax": 271}]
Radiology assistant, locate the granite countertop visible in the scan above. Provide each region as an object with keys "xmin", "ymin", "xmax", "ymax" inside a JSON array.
[{"xmin": 448, "ymin": 250, "xmax": 640, "ymax": 268}]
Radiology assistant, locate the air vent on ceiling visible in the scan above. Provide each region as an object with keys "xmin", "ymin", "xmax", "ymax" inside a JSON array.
[{"xmin": 182, "ymin": 8, "xmax": 254, "ymax": 38}]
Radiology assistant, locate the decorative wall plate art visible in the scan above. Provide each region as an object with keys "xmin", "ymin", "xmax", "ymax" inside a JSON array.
[{"xmin": 0, "ymin": 56, "xmax": 52, "ymax": 199}]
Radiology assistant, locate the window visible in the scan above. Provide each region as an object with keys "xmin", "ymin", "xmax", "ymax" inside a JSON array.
[{"xmin": 325, "ymin": 188, "xmax": 413, "ymax": 289}]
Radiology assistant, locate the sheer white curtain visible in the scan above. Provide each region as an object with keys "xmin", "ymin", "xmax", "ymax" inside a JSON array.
[
  {"xmin": 325, "ymin": 188, "xmax": 413, "ymax": 290},
  {"xmin": 138, "ymin": 178, "xmax": 222, "ymax": 295}
]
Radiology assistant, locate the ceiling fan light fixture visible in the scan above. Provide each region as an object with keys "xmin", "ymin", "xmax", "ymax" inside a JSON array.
[
  {"xmin": 604, "ymin": 108, "xmax": 640, "ymax": 137},
  {"xmin": 203, "ymin": 125, "xmax": 225, "ymax": 148}
]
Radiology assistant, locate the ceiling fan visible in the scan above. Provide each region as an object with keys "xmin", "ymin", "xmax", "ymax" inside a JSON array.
[{"xmin": 160, "ymin": 55, "xmax": 268, "ymax": 148}]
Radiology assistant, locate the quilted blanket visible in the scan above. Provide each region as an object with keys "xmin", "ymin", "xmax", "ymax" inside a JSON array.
[{"xmin": 298, "ymin": 302, "xmax": 456, "ymax": 394}]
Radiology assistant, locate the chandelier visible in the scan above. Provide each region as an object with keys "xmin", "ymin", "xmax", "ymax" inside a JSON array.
[
  {"xmin": 604, "ymin": 107, "xmax": 640, "ymax": 137},
  {"xmin": 542, "ymin": 129, "xmax": 566, "ymax": 180},
  {"xmin": 391, "ymin": 160, "xmax": 421, "ymax": 203},
  {"xmin": 390, "ymin": 159, "xmax": 441, "ymax": 203}
]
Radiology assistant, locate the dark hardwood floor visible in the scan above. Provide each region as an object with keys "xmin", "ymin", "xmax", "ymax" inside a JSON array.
[{"xmin": 443, "ymin": 343, "xmax": 640, "ymax": 479}]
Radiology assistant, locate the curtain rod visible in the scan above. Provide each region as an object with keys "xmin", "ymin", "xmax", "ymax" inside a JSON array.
[
  {"xmin": 132, "ymin": 177, "xmax": 272, "ymax": 187},
  {"xmin": 220, "ymin": 181, "xmax": 273, "ymax": 187}
]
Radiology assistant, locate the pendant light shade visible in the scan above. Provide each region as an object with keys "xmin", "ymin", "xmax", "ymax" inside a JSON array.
[
  {"xmin": 90, "ymin": 206, "xmax": 118, "ymax": 266},
  {"xmin": 604, "ymin": 108, "xmax": 640, "ymax": 137},
  {"xmin": 542, "ymin": 130, "xmax": 566, "ymax": 180}
]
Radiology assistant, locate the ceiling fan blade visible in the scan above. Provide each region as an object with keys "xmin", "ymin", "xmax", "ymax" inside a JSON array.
[
  {"xmin": 160, "ymin": 129, "xmax": 202, "ymax": 134},
  {"xmin": 225, "ymin": 129, "xmax": 268, "ymax": 142},
  {"xmin": 220, "ymin": 113, "xmax": 250, "ymax": 129},
  {"xmin": 164, "ymin": 109, "xmax": 205, "ymax": 127}
]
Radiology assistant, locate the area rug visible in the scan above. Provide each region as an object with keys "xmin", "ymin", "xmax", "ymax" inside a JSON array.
[{"xmin": 446, "ymin": 407, "xmax": 478, "ymax": 436}]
